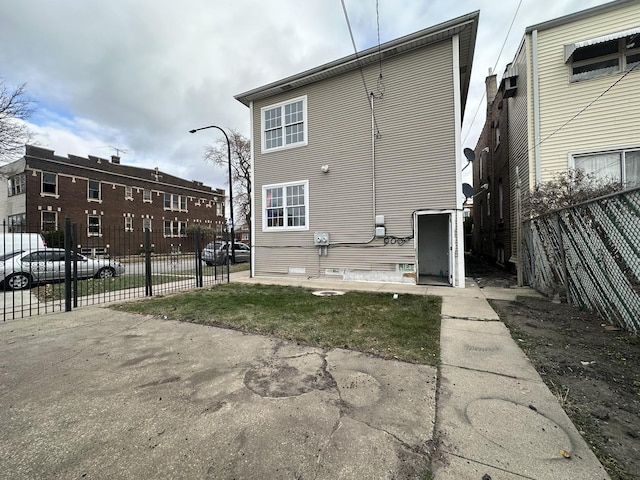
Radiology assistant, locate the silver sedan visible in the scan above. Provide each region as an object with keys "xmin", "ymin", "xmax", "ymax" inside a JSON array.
[{"xmin": 1, "ymin": 248, "xmax": 125, "ymax": 290}]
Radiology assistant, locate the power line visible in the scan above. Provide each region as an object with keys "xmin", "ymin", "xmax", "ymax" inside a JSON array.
[
  {"xmin": 462, "ymin": 0, "xmax": 524, "ymax": 145},
  {"xmin": 339, "ymin": 0, "xmax": 381, "ymax": 135},
  {"xmin": 340, "ymin": 0, "xmax": 370, "ymax": 102},
  {"xmin": 532, "ymin": 62, "xmax": 639, "ymax": 151}
]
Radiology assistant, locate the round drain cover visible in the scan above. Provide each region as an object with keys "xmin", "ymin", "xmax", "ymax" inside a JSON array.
[{"xmin": 312, "ymin": 290, "xmax": 346, "ymax": 296}]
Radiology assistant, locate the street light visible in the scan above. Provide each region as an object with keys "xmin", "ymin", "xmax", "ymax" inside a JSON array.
[{"xmin": 189, "ymin": 125, "xmax": 235, "ymax": 264}]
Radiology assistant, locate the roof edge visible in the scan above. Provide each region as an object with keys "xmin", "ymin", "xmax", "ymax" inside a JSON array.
[
  {"xmin": 235, "ymin": 10, "xmax": 480, "ymax": 106},
  {"xmin": 525, "ymin": 0, "xmax": 636, "ymax": 33}
]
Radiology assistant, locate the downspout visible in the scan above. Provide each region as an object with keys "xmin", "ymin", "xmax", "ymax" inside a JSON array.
[
  {"xmin": 532, "ymin": 29, "xmax": 542, "ymax": 186},
  {"xmin": 371, "ymin": 92, "xmax": 376, "ymax": 221},
  {"xmin": 249, "ymin": 100, "xmax": 255, "ymax": 278}
]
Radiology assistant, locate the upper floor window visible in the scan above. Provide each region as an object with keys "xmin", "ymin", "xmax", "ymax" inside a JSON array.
[
  {"xmin": 261, "ymin": 96, "xmax": 307, "ymax": 153},
  {"xmin": 8, "ymin": 173, "xmax": 25, "ymax": 196},
  {"xmin": 88, "ymin": 180, "xmax": 101, "ymax": 201},
  {"xmin": 263, "ymin": 180, "xmax": 308, "ymax": 231},
  {"xmin": 42, "ymin": 172, "xmax": 57, "ymax": 195},
  {"xmin": 568, "ymin": 30, "xmax": 640, "ymax": 82},
  {"xmin": 124, "ymin": 216, "xmax": 133, "ymax": 232},
  {"xmin": 163, "ymin": 193, "xmax": 187, "ymax": 212},
  {"xmin": 573, "ymin": 147, "xmax": 640, "ymax": 189},
  {"xmin": 143, "ymin": 189, "xmax": 152, "ymax": 202},
  {"xmin": 142, "ymin": 217, "xmax": 152, "ymax": 232},
  {"xmin": 125, "ymin": 186, "xmax": 133, "ymax": 200}
]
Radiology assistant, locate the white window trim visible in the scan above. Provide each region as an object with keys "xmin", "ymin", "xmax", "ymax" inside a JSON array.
[
  {"xmin": 568, "ymin": 144, "xmax": 640, "ymax": 186},
  {"xmin": 262, "ymin": 179, "xmax": 309, "ymax": 232},
  {"xmin": 124, "ymin": 216, "xmax": 133, "ymax": 232},
  {"xmin": 41, "ymin": 171, "xmax": 59, "ymax": 198},
  {"xmin": 87, "ymin": 214, "xmax": 102, "ymax": 237},
  {"xmin": 260, "ymin": 95, "xmax": 308, "ymax": 153},
  {"xmin": 143, "ymin": 189, "xmax": 153, "ymax": 203},
  {"xmin": 125, "ymin": 186, "xmax": 134, "ymax": 201},
  {"xmin": 88, "ymin": 180, "xmax": 102, "ymax": 203}
]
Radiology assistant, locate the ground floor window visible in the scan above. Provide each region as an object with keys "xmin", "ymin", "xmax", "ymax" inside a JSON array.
[
  {"xmin": 163, "ymin": 220, "xmax": 186, "ymax": 237},
  {"xmin": 573, "ymin": 148, "xmax": 640, "ymax": 189},
  {"xmin": 8, "ymin": 213, "xmax": 26, "ymax": 232},
  {"xmin": 263, "ymin": 180, "xmax": 308, "ymax": 231},
  {"xmin": 88, "ymin": 215, "xmax": 101, "ymax": 236},
  {"xmin": 42, "ymin": 211, "xmax": 57, "ymax": 231}
]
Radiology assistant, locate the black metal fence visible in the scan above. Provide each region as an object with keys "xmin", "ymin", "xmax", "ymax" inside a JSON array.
[{"xmin": 2, "ymin": 219, "xmax": 231, "ymax": 321}]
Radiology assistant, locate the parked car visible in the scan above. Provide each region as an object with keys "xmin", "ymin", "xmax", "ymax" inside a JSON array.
[
  {"xmin": 0, "ymin": 232, "xmax": 46, "ymax": 256},
  {"xmin": 202, "ymin": 241, "xmax": 250, "ymax": 266},
  {"xmin": 1, "ymin": 248, "xmax": 125, "ymax": 291}
]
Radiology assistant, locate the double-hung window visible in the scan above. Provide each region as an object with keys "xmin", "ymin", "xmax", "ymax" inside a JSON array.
[
  {"xmin": 88, "ymin": 180, "xmax": 101, "ymax": 201},
  {"xmin": 42, "ymin": 172, "xmax": 57, "ymax": 195},
  {"xmin": 261, "ymin": 96, "xmax": 307, "ymax": 152},
  {"xmin": 263, "ymin": 180, "xmax": 308, "ymax": 231},
  {"xmin": 88, "ymin": 215, "xmax": 101, "ymax": 237},
  {"xmin": 41, "ymin": 211, "xmax": 57, "ymax": 231}
]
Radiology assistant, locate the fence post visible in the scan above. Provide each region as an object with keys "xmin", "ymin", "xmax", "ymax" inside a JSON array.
[
  {"xmin": 72, "ymin": 223, "xmax": 78, "ymax": 308},
  {"xmin": 195, "ymin": 229, "xmax": 203, "ymax": 288},
  {"xmin": 144, "ymin": 228, "xmax": 152, "ymax": 296},
  {"xmin": 64, "ymin": 217, "xmax": 72, "ymax": 312}
]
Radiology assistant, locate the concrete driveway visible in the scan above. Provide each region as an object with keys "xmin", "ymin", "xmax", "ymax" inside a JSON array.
[{"xmin": 0, "ymin": 307, "xmax": 436, "ymax": 479}]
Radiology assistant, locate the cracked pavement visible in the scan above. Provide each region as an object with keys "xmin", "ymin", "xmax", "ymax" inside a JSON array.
[{"xmin": 0, "ymin": 306, "xmax": 436, "ymax": 480}]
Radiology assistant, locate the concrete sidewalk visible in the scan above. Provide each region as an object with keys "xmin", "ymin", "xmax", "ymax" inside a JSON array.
[{"xmin": 234, "ymin": 274, "xmax": 610, "ymax": 479}]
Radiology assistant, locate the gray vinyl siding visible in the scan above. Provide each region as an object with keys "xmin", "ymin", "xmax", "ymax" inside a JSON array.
[{"xmin": 252, "ymin": 39, "xmax": 457, "ymax": 276}]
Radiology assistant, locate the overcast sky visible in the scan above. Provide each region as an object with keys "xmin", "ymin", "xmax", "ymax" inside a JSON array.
[{"xmin": 0, "ymin": 0, "xmax": 612, "ymax": 193}]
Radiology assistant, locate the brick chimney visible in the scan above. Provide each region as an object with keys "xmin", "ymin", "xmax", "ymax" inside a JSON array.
[
  {"xmin": 111, "ymin": 155, "xmax": 120, "ymax": 164},
  {"xmin": 486, "ymin": 67, "xmax": 497, "ymax": 114}
]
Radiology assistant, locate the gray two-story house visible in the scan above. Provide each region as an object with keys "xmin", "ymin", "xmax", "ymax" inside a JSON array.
[{"xmin": 235, "ymin": 11, "xmax": 479, "ymax": 287}]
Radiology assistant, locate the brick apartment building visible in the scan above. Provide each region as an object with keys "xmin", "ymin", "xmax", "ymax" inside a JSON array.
[
  {"xmin": 472, "ymin": 68, "xmax": 513, "ymax": 268},
  {"xmin": 0, "ymin": 145, "xmax": 226, "ymax": 256}
]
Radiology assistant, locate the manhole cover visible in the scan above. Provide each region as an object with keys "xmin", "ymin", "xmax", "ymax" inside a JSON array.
[{"xmin": 312, "ymin": 290, "xmax": 346, "ymax": 296}]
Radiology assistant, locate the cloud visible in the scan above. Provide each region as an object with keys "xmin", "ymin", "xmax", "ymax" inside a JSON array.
[{"xmin": 0, "ymin": 0, "xmax": 613, "ymax": 192}]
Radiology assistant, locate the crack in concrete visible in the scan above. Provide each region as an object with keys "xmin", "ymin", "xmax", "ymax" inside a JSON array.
[
  {"xmin": 440, "ymin": 450, "xmax": 538, "ymax": 480},
  {"xmin": 441, "ymin": 363, "xmax": 525, "ymax": 380}
]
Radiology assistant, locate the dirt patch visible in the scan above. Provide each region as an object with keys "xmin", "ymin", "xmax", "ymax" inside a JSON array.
[{"xmin": 466, "ymin": 255, "xmax": 640, "ymax": 480}]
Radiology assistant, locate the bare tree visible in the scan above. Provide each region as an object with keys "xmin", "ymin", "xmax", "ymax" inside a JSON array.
[
  {"xmin": 529, "ymin": 169, "xmax": 622, "ymax": 216},
  {"xmin": 0, "ymin": 80, "xmax": 34, "ymax": 161},
  {"xmin": 204, "ymin": 129, "xmax": 251, "ymax": 236}
]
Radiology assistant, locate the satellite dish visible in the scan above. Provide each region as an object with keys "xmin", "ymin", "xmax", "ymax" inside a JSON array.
[
  {"xmin": 463, "ymin": 148, "xmax": 475, "ymax": 162},
  {"xmin": 462, "ymin": 183, "xmax": 474, "ymax": 200}
]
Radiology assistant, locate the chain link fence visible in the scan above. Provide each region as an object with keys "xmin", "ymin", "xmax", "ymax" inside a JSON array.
[
  {"xmin": 523, "ymin": 187, "xmax": 640, "ymax": 333},
  {"xmin": 2, "ymin": 220, "xmax": 233, "ymax": 321}
]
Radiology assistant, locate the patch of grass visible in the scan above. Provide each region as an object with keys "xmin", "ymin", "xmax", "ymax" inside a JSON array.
[
  {"xmin": 34, "ymin": 274, "xmax": 191, "ymax": 301},
  {"xmin": 114, "ymin": 283, "xmax": 441, "ymax": 365}
]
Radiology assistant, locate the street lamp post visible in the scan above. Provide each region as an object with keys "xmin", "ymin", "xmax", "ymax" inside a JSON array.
[{"xmin": 189, "ymin": 125, "xmax": 235, "ymax": 265}]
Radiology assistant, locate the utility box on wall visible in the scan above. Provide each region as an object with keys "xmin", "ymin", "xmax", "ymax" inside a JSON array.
[{"xmin": 313, "ymin": 232, "xmax": 330, "ymax": 246}]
